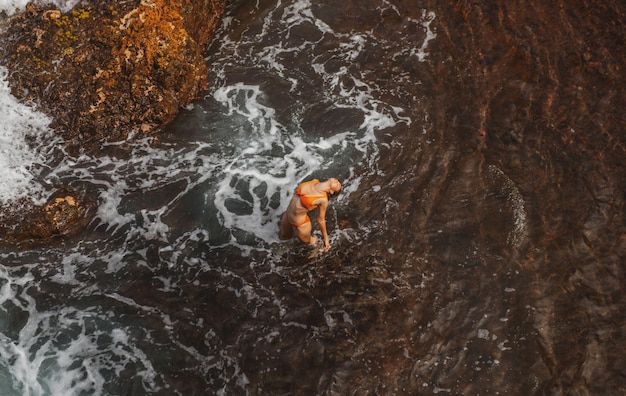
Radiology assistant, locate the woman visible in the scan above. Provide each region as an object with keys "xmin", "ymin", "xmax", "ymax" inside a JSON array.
[{"xmin": 280, "ymin": 178, "xmax": 342, "ymax": 252}]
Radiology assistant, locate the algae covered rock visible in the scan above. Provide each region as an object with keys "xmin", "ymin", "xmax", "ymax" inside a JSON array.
[
  {"xmin": 0, "ymin": 0, "xmax": 226, "ymax": 155},
  {"xmin": 0, "ymin": 190, "xmax": 91, "ymax": 245},
  {"xmin": 0, "ymin": 0, "xmax": 226, "ymax": 244}
]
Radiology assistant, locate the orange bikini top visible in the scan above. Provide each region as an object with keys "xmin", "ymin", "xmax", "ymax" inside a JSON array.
[{"xmin": 296, "ymin": 179, "xmax": 327, "ymax": 210}]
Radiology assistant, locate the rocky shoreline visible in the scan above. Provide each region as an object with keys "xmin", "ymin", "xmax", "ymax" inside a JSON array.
[{"xmin": 0, "ymin": 0, "xmax": 226, "ymax": 244}]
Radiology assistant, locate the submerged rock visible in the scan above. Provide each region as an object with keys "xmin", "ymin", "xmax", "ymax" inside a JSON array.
[{"xmin": 0, "ymin": 0, "xmax": 225, "ymax": 155}]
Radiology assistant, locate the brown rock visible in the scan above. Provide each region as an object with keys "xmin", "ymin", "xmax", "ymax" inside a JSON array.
[
  {"xmin": 0, "ymin": 0, "xmax": 226, "ymax": 155},
  {"xmin": 0, "ymin": 0, "xmax": 226, "ymax": 244},
  {"xmin": 44, "ymin": 195, "xmax": 81, "ymax": 234},
  {"xmin": 0, "ymin": 190, "xmax": 91, "ymax": 245}
]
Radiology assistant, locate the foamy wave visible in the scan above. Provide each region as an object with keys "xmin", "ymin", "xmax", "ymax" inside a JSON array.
[
  {"xmin": 0, "ymin": 0, "xmax": 79, "ymax": 15},
  {"xmin": 211, "ymin": 83, "xmax": 328, "ymax": 245},
  {"xmin": 0, "ymin": 66, "xmax": 55, "ymax": 207},
  {"xmin": 0, "ymin": 265, "xmax": 159, "ymax": 396},
  {"xmin": 410, "ymin": 10, "xmax": 437, "ymax": 61}
]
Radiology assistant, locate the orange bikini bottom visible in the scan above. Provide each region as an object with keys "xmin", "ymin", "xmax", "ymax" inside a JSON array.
[{"xmin": 289, "ymin": 215, "xmax": 310, "ymax": 227}]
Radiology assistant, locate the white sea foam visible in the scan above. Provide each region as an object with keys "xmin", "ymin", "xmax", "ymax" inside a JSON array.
[
  {"xmin": 0, "ymin": 0, "xmax": 79, "ymax": 15},
  {"xmin": 210, "ymin": 82, "xmax": 382, "ymax": 246},
  {"xmin": 410, "ymin": 11, "xmax": 437, "ymax": 61},
  {"xmin": 0, "ymin": 66, "xmax": 54, "ymax": 207},
  {"xmin": 0, "ymin": 264, "xmax": 160, "ymax": 396},
  {"xmin": 210, "ymin": 92, "xmax": 316, "ymax": 244}
]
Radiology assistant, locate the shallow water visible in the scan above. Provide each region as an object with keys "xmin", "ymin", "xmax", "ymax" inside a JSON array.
[{"xmin": 0, "ymin": 0, "xmax": 624, "ymax": 394}]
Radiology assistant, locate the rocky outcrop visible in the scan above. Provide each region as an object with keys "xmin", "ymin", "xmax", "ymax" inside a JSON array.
[
  {"xmin": 1, "ymin": 0, "xmax": 225, "ymax": 154},
  {"xmin": 0, "ymin": 190, "xmax": 92, "ymax": 245},
  {"xmin": 0, "ymin": 0, "xmax": 226, "ymax": 244}
]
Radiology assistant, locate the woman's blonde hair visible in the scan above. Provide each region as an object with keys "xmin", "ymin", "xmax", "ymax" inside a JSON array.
[{"xmin": 329, "ymin": 178, "xmax": 342, "ymax": 193}]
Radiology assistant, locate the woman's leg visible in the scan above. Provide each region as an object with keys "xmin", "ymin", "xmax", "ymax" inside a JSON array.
[
  {"xmin": 296, "ymin": 221, "xmax": 317, "ymax": 245},
  {"xmin": 279, "ymin": 212, "xmax": 294, "ymax": 240}
]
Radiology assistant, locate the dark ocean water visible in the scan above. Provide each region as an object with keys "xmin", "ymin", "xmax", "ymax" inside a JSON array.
[{"xmin": 0, "ymin": 0, "xmax": 624, "ymax": 394}]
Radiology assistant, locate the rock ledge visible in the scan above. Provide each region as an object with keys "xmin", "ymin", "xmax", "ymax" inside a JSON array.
[{"xmin": 0, "ymin": 0, "xmax": 226, "ymax": 244}]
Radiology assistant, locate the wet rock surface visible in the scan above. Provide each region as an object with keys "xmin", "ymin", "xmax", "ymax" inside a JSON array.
[
  {"xmin": 0, "ymin": 0, "xmax": 225, "ymax": 243},
  {"xmin": 0, "ymin": 0, "xmax": 225, "ymax": 155},
  {"xmin": 0, "ymin": 190, "xmax": 90, "ymax": 245}
]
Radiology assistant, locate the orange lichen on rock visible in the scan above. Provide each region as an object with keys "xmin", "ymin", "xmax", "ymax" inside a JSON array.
[
  {"xmin": 0, "ymin": 0, "xmax": 226, "ymax": 243},
  {"xmin": 44, "ymin": 195, "xmax": 82, "ymax": 234},
  {"xmin": 93, "ymin": 0, "xmax": 209, "ymax": 125},
  {"xmin": 0, "ymin": 191, "xmax": 88, "ymax": 245},
  {"xmin": 0, "ymin": 0, "xmax": 226, "ymax": 155}
]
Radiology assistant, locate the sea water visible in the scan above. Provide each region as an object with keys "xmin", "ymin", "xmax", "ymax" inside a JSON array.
[{"xmin": 0, "ymin": 1, "xmax": 439, "ymax": 393}]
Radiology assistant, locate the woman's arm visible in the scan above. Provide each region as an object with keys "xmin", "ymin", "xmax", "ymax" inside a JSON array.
[{"xmin": 317, "ymin": 200, "xmax": 330, "ymax": 251}]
